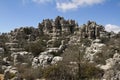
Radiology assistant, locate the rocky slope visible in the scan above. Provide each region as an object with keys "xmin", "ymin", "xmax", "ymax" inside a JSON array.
[{"xmin": 0, "ymin": 16, "xmax": 120, "ymax": 80}]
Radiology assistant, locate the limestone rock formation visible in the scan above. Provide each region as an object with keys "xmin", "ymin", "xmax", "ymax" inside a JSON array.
[
  {"xmin": 51, "ymin": 56, "xmax": 63, "ymax": 64},
  {"xmin": 0, "ymin": 48, "xmax": 4, "ymax": 54},
  {"xmin": 84, "ymin": 39, "xmax": 106, "ymax": 62},
  {"xmin": 0, "ymin": 16, "xmax": 120, "ymax": 79},
  {"xmin": 32, "ymin": 40, "xmax": 66, "ymax": 68},
  {"xmin": 32, "ymin": 53, "xmax": 53, "ymax": 68},
  {"xmin": 38, "ymin": 16, "xmax": 77, "ymax": 36},
  {"xmin": 99, "ymin": 50, "xmax": 120, "ymax": 80},
  {"xmin": 11, "ymin": 51, "xmax": 33, "ymax": 66},
  {"xmin": 79, "ymin": 21, "xmax": 106, "ymax": 39},
  {"xmin": 4, "ymin": 66, "xmax": 21, "ymax": 80}
]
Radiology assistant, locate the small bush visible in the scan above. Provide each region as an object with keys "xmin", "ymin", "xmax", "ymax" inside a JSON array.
[
  {"xmin": 80, "ymin": 38, "xmax": 91, "ymax": 47},
  {"xmin": 78, "ymin": 62, "xmax": 104, "ymax": 79},
  {"xmin": 24, "ymin": 39, "xmax": 47, "ymax": 56},
  {"xmin": 53, "ymin": 40, "xmax": 61, "ymax": 47},
  {"xmin": 17, "ymin": 66, "xmax": 43, "ymax": 80},
  {"xmin": 43, "ymin": 63, "xmax": 75, "ymax": 80}
]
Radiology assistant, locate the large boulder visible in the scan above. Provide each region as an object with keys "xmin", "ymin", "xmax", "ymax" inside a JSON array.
[
  {"xmin": 38, "ymin": 54, "xmax": 53, "ymax": 66},
  {"xmin": 32, "ymin": 57, "xmax": 39, "ymax": 68},
  {"xmin": 4, "ymin": 66, "xmax": 21, "ymax": 80},
  {"xmin": 32, "ymin": 53, "xmax": 63, "ymax": 68},
  {"xmin": 97, "ymin": 51, "xmax": 120, "ymax": 79},
  {"xmin": 51, "ymin": 56, "xmax": 63, "ymax": 64},
  {"xmin": 99, "ymin": 58, "xmax": 116, "ymax": 71},
  {"xmin": 32, "ymin": 40, "xmax": 66, "ymax": 68},
  {"xmin": 2, "ymin": 57, "xmax": 11, "ymax": 66},
  {"xmin": 11, "ymin": 51, "xmax": 33, "ymax": 66},
  {"xmin": 84, "ymin": 39, "xmax": 105, "ymax": 62},
  {"xmin": 99, "ymin": 51, "xmax": 120, "ymax": 71},
  {"xmin": 79, "ymin": 21, "xmax": 106, "ymax": 39},
  {"xmin": 38, "ymin": 16, "xmax": 76, "ymax": 36},
  {"xmin": 103, "ymin": 70, "xmax": 120, "ymax": 80},
  {"xmin": 32, "ymin": 54, "xmax": 53, "ymax": 68},
  {"xmin": 0, "ymin": 48, "xmax": 4, "ymax": 55}
]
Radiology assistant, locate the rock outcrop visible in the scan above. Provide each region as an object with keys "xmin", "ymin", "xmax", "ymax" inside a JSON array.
[
  {"xmin": 38, "ymin": 16, "xmax": 77, "ymax": 36},
  {"xmin": 32, "ymin": 40, "xmax": 66, "ymax": 68},
  {"xmin": 79, "ymin": 21, "xmax": 106, "ymax": 39},
  {"xmin": 98, "ymin": 50, "xmax": 120, "ymax": 80},
  {"xmin": 4, "ymin": 66, "xmax": 21, "ymax": 80},
  {"xmin": 84, "ymin": 39, "xmax": 106, "ymax": 62},
  {"xmin": 0, "ymin": 48, "xmax": 4, "ymax": 54},
  {"xmin": 11, "ymin": 51, "xmax": 33, "ymax": 66},
  {"xmin": 0, "ymin": 16, "xmax": 120, "ymax": 79}
]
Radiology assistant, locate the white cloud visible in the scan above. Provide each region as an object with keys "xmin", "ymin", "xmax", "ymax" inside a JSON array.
[
  {"xmin": 23, "ymin": 0, "xmax": 106, "ymax": 12},
  {"xmin": 32, "ymin": 0, "xmax": 52, "ymax": 4},
  {"xmin": 105, "ymin": 24, "xmax": 120, "ymax": 33},
  {"xmin": 56, "ymin": 0, "xmax": 105, "ymax": 12}
]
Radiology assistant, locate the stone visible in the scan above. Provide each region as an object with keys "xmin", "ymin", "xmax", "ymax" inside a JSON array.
[
  {"xmin": 79, "ymin": 21, "xmax": 106, "ymax": 39},
  {"xmin": 32, "ymin": 53, "xmax": 53, "ymax": 68},
  {"xmin": 84, "ymin": 39, "xmax": 105, "ymax": 62},
  {"xmin": 4, "ymin": 67, "xmax": 21, "ymax": 80},
  {"xmin": 99, "ymin": 58, "xmax": 116, "ymax": 71},
  {"xmin": 32, "ymin": 57, "xmax": 39, "ymax": 68},
  {"xmin": 51, "ymin": 56, "xmax": 63, "ymax": 64},
  {"xmin": 102, "ymin": 69, "xmax": 115, "ymax": 80},
  {"xmin": 0, "ymin": 47, "xmax": 4, "ymax": 54},
  {"xmin": 103, "ymin": 70, "xmax": 120, "ymax": 80},
  {"xmin": 38, "ymin": 54, "xmax": 53, "ymax": 64},
  {"xmin": 38, "ymin": 16, "xmax": 76, "ymax": 36},
  {"xmin": 113, "ymin": 50, "xmax": 120, "ymax": 61},
  {"xmin": 97, "ymin": 50, "xmax": 120, "ymax": 79},
  {"xmin": 32, "ymin": 39, "xmax": 67, "ymax": 68},
  {"xmin": 11, "ymin": 51, "xmax": 33, "ymax": 66},
  {"xmin": 2, "ymin": 57, "xmax": 11, "ymax": 66}
]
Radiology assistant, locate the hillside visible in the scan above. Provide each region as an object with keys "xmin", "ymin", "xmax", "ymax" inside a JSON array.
[{"xmin": 0, "ymin": 16, "xmax": 120, "ymax": 80}]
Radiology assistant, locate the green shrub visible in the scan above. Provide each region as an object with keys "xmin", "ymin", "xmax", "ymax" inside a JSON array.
[
  {"xmin": 24, "ymin": 39, "xmax": 46, "ymax": 56},
  {"xmin": 43, "ymin": 63, "xmax": 75, "ymax": 80},
  {"xmin": 53, "ymin": 40, "xmax": 61, "ymax": 47},
  {"xmin": 80, "ymin": 38, "xmax": 91, "ymax": 47},
  {"xmin": 78, "ymin": 62, "xmax": 104, "ymax": 79},
  {"xmin": 17, "ymin": 65, "xmax": 43, "ymax": 80}
]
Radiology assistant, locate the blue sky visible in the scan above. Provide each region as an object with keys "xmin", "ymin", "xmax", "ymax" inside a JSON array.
[{"xmin": 0, "ymin": 0, "xmax": 120, "ymax": 33}]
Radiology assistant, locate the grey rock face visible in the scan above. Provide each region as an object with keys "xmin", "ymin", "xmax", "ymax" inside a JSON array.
[
  {"xmin": 51, "ymin": 56, "xmax": 63, "ymax": 64},
  {"xmin": 79, "ymin": 21, "xmax": 106, "ymax": 39},
  {"xmin": 0, "ymin": 17, "xmax": 119, "ymax": 80},
  {"xmin": 84, "ymin": 39, "xmax": 105, "ymax": 62},
  {"xmin": 103, "ymin": 70, "xmax": 120, "ymax": 80},
  {"xmin": 11, "ymin": 51, "xmax": 33, "ymax": 66},
  {"xmin": 32, "ymin": 40, "xmax": 66, "ymax": 68},
  {"xmin": 98, "ymin": 50, "xmax": 120, "ymax": 80},
  {"xmin": 0, "ymin": 48, "xmax": 4, "ymax": 54},
  {"xmin": 32, "ymin": 54, "xmax": 53, "ymax": 68},
  {"xmin": 4, "ymin": 66, "xmax": 21, "ymax": 80},
  {"xmin": 38, "ymin": 16, "xmax": 77, "ymax": 36}
]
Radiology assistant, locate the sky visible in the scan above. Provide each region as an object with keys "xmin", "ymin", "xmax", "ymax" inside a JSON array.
[{"xmin": 0, "ymin": 0, "xmax": 120, "ymax": 33}]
